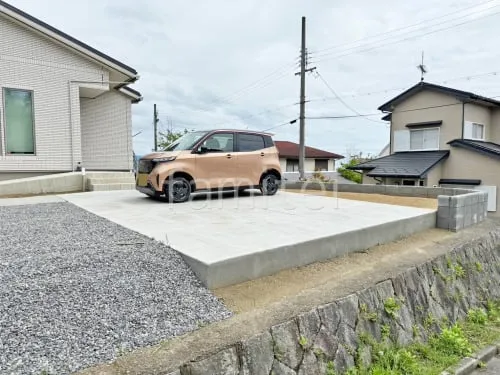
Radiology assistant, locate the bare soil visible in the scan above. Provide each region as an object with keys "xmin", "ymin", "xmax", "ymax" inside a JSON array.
[
  {"xmin": 283, "ymin": 189, "xmax": 438, "ymax": 209},
  {"xmin": 214, "ymin": 228, "xmax": 452, "ymax": 313},
  {"xmin": 214, "ymin": 189, "xmax": 439, "ymax": 313}
]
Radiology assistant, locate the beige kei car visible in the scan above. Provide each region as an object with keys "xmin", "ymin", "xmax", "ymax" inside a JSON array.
[{"xmin": 136, "ymin": 129, "xmax": 282, "ymax": 202}]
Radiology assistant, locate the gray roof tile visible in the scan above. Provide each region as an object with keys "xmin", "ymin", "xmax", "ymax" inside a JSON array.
[
  {"xmin": 349, "ymin": 151, "xmax": 449, "ymax": 178},
  {"xmin": 448, "ymin": 139, "xmax": 500, "ymax": 158}
]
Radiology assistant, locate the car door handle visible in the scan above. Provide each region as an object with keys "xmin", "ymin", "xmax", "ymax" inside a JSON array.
[
  {"xmin": 260, "ymin": 152, "xmax": 265, "ymax": 156},
  {"xmin": 226, "ymin": 154, "xmax": 232, "ymax": 159}
]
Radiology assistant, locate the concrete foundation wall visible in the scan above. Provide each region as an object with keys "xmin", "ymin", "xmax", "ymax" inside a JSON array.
[
  {"xmin": 0, "ymin": 172, "xmax": 83, "ymax": 196},
  {"xmin": 186, "ymin": 211, "xmax": 436, "ymax": 289},
  {"xmin": 0, "ymin": 171, "xmax": 68, "ymax": 181},
  {"xmin": 78, "ymin": 228, "xmax": 500, "ymax": 375}
]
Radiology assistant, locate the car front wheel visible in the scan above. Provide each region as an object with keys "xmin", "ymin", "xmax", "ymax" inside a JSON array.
[
  {"xmin": 164, "ymin": 177, "xmax": 192, "ymax": 203},
  {"xmin": 260, "ymin": 173, "xmax": 280, "ymax": 196}
]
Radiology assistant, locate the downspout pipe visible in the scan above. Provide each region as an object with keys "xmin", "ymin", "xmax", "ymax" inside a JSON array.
[{"xmin": 461, "ymin": 102, "xmax": 465, "ymax": 139}]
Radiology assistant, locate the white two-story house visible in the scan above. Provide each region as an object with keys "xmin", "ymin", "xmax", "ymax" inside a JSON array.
[
  {"xmin": 350, "ymin": 81, "xmax": 500, "ymax": 214},
  {"xmin": 0, "ymin": 0, "xmax": 142, "ymax": 181}
]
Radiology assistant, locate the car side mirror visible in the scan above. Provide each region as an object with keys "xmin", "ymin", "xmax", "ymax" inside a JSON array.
[{"xmin": 198, "ymin": 145, "xmax": 208, "ymax": 154}]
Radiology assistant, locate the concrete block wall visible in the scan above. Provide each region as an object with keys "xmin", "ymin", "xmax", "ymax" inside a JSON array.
[{"xmin": 437, "ymin": 191, "xmax": 489, "ymax": 232}]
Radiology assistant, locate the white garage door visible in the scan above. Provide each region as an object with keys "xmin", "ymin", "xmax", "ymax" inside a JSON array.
[{"xmin": 475, "ymin": 185, "xmax": 497, "ymax": 212}]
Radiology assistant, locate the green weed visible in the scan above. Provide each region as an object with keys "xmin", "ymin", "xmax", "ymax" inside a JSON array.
[
  {"xmin": 467, "ymin": 308, "xmax": 488, "ymax": 325},
  {"xmin": 384, "ymin": 297, "xmax": 401, "ymax": 319},
  {"xmin": 475, "ymin": 262, "xmax": 483, "ymax": 272}
]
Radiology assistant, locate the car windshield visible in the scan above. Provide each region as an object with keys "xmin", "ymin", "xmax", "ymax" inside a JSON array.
[{"xmin": 163, "ymin": 131, "xmax": 209, "ymax": 151}]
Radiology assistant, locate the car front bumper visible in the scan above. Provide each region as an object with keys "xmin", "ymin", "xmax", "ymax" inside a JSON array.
[{"xmin": 136, "ymin": 184, "xmax": 162, "ymax": 197}]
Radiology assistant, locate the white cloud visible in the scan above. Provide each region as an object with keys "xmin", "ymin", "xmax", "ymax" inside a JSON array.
[{"xmin": 8, "ymin": 0, "xmax": 500, "ymax": 157}]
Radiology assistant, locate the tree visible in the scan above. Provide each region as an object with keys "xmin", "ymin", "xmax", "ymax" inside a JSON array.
[
  {"xmin": 337, "ymin": 152, "xmax": 374, "ymax": 184},
  {"xmin": 157, "ymin": 129, "xmax": 189, "ymax": 151}
]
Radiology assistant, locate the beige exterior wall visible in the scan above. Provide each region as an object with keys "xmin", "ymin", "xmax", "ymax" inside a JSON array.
[
  {"xmin": 425, "ymin": 161, "xmax": 444, "ymax": 187},
  {"xmin": 441, "ymin": 147, "xmax": 499, "ymax": 212},
  {"xmin": 0, "ymin": 14, "xmax": 135, "ymax": 173},
  {"xmin": 490, "ymin": 109, "xmax": 500, "ymax": 143},
  {"xmin": 463, "ymin": 103, "xmax": 492, "ymax": 140},
  {"xmin": 390, "ymin": 90, "xmax": 462, "ymax": 152},
  {"xmin": 362, "ymin": 174, "xmax": 379, "ymax": 184}
]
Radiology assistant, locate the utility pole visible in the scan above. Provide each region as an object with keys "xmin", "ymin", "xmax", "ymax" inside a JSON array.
[
  {"xmin": 295, "ymin": 16, "xmax": 316, "ymax": 181},
  {"xmin": 153, "ymin": 104, "xmax": 159, "ymax": 152}
]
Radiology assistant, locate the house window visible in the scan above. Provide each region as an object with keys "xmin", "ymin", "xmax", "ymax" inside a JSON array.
[
  {"xmin": 471, "ymin": 123, "xmax": 484, "ymax": 140},
  {"xmin": 286, "ymin": 159, "xmax": 299, "ymax": 172},
  {"xmin": 314, "ymin": 159, "xmax": 328, "ymax": 171},
  {"xmin": 402, "ymin": 179, "xmax": 416, "ymax": 186},
  {"xmin": 3, "ymin": 88, "xmax": 35, "ymax": 154},
  {"xmin": 409, "ymin": 128, "xmax": 439, "ymax": 150}
]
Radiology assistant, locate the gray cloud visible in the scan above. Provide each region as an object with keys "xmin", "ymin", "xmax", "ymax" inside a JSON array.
[{"xmin": 8, "ymin": 0, "xmax": 500, "ymax": 158}]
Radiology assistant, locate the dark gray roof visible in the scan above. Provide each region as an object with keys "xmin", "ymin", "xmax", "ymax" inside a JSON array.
[
  {"xmin": 448, "ymin": 139, "xmax": 500, "ymax": 159},
  {"xmin": 348, "ymin": 150, "xmax": 449, "ymax": 178},
  {"xmin": 0, "ymin": 0, "xmax": 137, "ymax": 75},
  {"xmin": 378, "ymin": 81, "xmax": 500, "ymax": 112}
]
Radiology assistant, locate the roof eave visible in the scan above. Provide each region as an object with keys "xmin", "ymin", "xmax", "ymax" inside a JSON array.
[
  {"xmin": 0, "ymin": 0, "xmax": 138, "ymax": 78},
  {"xmin": 118, "ymin": 87, "xmax": 143, "ymax": 103},
  {"xmin": 448, "ymin": 140, "xmax": 500, "ymax": 159}
]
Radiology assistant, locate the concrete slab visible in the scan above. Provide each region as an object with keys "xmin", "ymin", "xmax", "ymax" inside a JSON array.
[{"xmin": 59, "ymin": 190, "xmax": 436, "ymax": 288}]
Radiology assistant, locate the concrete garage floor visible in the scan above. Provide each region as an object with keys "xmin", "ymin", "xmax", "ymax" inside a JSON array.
[{"xmin": 60, "ymin": 190, "xmax": 436, "ymax": 289}]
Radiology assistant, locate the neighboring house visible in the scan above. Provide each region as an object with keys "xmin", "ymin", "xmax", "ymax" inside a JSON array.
[
  {"xmin": 349, "ymin": 81, "xmax": 500, "ymax": 213},
  {"xmin": 378, "ymin": 143, "xmax": 390, "ymax": 157},
  {"xmin": 0, "ymin": 1, "xmax": 142, "ymax": 181},
  {"xmin": 274, "ymin": 140, "xmax": 344, "ymax": 172},
  {"xmin": 274, "ymin": 140, "xmax": 352, "ymax": 183}
]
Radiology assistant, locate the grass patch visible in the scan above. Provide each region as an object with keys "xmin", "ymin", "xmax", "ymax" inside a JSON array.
[{"xmin": 341, "ymin": 301, "xmax": 500, "ymax": 375}]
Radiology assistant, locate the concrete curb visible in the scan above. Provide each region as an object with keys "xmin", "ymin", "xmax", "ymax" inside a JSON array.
[{"xmin": 441, "ymin": 343, "xmax": 500, "ymax": 375}]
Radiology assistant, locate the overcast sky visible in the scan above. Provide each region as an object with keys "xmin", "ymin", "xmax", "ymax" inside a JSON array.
[{"xmin": 8, "ymin": 0, "xmax": 500, "ymax": 159}]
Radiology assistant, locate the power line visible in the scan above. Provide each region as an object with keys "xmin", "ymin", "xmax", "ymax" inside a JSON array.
[
  {"xmin": 309, "ymin": 8, "xmax": 500, "ymax": 64},
  {"xmin": 306, "ymin": 96, "xmax": 500, "ymax": 120},
  {"xmin": 312, "ymin": 70, "xmax": 387, "ymax": 124},
  {"xmin": 306, "ymin": 70, "xmax": 500, "ymax": 103},
  {"xmin": 213, "ymin": 61, "xmax": 300, "ymax": 104},
  {"xmin": 309, "ymin": 0, "xmax": 497, "ymax": 56},
  {"xmin": 263, "ymin": 118, "xmax": 298, "ymax": 132},
  {"xmin": 211, "ymin": 102, "xmax": 299, "ymax": 128}
]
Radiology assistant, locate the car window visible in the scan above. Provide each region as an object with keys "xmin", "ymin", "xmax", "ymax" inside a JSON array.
[
  {"xmin": 164, "ymin": 131, "xmax": 208, "ymax": 151},
  {"xmin": 238, "ymin": 133, "xmax": 265, "ymax": 152},
  {"xmin": 200, "ymin": 133, "xmax": 234, "ymax": 153}
]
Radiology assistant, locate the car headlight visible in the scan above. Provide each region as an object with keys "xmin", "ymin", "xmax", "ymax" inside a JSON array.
[{"xmin": 152, "ymin": 156, "xmax": 176, "ymax": 163}]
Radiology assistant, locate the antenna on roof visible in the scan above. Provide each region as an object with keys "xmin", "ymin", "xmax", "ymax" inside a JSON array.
[{"xmin": 417, "ymin": 51, "xmax": 427, "ymax": 82}]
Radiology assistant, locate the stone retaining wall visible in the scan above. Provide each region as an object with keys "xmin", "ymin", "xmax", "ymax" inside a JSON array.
[
  {"xmin": 284, "ymin": 181, "xmax": 488, "ymax": 232},
  {"xmin": 162, "ymin": 229, "xmax": 500, "ymax": 374}
]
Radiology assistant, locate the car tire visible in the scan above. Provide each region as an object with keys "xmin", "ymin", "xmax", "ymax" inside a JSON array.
[
  {"xmin": 260, "ymin": 173, "xmax": 280, "ymax": 196},
  {"xmin": 164, "ymin": 176, "xmax": 192, "ymax": 203}
]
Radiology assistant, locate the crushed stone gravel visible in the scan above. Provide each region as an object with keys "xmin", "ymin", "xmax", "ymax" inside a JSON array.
[{"xmin": 0, "ymin": 202, "xmax": 232, "ymax": 375}]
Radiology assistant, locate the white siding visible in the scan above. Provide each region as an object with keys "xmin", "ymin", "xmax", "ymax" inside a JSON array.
[
  {"xmin": 81, "ymin": 91, "xmax": 132, "ymax": 170},
  {"xmin": 0, "ymin": 14, "xmax": 124, "ymax": 172}
]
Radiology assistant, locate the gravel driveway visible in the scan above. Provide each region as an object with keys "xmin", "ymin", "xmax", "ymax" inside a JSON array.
[{"xmin": 0, "ymin": 202, "xmax": 232, "ymax": 375}]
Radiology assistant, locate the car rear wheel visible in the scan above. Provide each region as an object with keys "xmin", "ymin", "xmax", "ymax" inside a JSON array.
[
  {"xmin": 260, "ymin": 173, "xmax": 279, "ymax": 196},
  {"xmin": 164, "ymin": 177, "xmax": 192, "ymax": 203}
]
